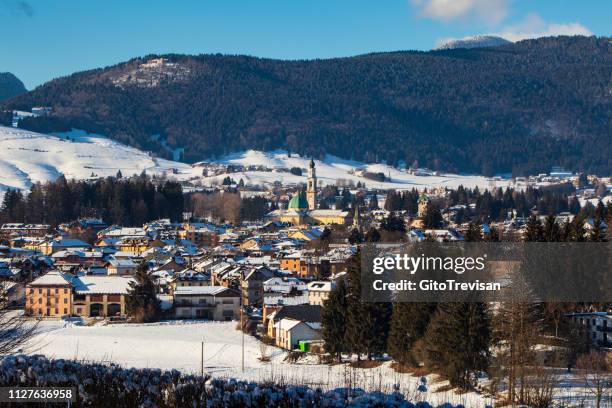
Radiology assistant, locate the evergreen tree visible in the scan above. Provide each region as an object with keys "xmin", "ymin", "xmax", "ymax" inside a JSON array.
[
  {"xmin": 345, "ymin": 252, "xmax": 391, "ymax": 360},
  {"xmin": 464, "ymin": 223, "xmax": 481, "ymax": 242},
  {"xmin": 321, "ymin": 279, "xmax": 348, "ymax": 361},
  {"xmin": 348, "ymin": 228, "xmax": 363, "ymax": 244},
  {"xmin": 424, "ymin": 302, "xmax": 491, "ymax": 388},
  {"xmin": 524, "ymin": 214, "xmax": 543, "ymax": 242},
  {"xmin": 387, "ymin": 303, "xmax": 436, "ymax": 366},
  {"xmin": 422, "ymin": 203, "xmax": 443, "ymax": 228},
  {"xmin": 126, "ymin": 263, "xmax": 161, "ymax": 323},
  {"xmin": 382, "ymin": 213, "xmax": 406, "ymax": 233},
  {"xmin": 368, "ymin": 194, "xmax": 379, "ymax": 210},
  {"xmin": 543, "ymin": 214, "xmax": 560, "ymax": 242},
  {"xmin": 365, "ymin": 227, "xmax": 381, "ymax": 242}
]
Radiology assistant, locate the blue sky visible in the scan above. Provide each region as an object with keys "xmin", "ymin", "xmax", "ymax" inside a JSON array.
[{"xmin": 1, "ymin": 0, "xmax": 610, "ymax": 89}]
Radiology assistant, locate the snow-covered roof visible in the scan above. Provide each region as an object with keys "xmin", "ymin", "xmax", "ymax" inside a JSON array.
[
  {"xmin": 29, "ymin": 271, "xmax": 72, "ymax": 286},
  {"xmin": 174, "ymin": 286, "xmax": 237, "ymax": 296},
  {"xmin": 72, "ymin": 275, "xmax": 134, "ymax": 294}
]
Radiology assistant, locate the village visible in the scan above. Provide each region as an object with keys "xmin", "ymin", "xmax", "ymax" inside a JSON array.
[{"xmin": 0, "ymin": 159, "xmax": 609, "ymax": 354}]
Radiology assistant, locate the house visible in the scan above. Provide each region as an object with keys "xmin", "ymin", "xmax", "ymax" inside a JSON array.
[
  {"xmin": 25, "ymin": 271, "xmax": 73, "ymax": 317},
  {"xmin": 170, "ymin": 268, "xmax": 210, "ymax": 293},
  {"xmin": 71, "ymin": 275, "xmax": 134, "ymax": 318},
  {"xmin": 240, "ymin": 266, "xmax": 277, "ymax": 307},
  {"xmin": 275, "ymin": 319, "xmax": 322, "ymax": 350},
  {"xmin": 115, "ymin": 236, "xmax": 152, "ymax": 254},
  {"xmin": 38, "ymin": 238, "xmax": 90, "ymax": 256},
  {"xmin": 173, "ymin": 286, "xmax": 240, "ymax": 320},
  {"xmin": 307, "ymin": 281, "xmax": 335, "ymax": 306},
  {"xmin": 177, "ymin": 225, "xmax": 219, "ymax": 248},
  {"xmin": 51, "ymin": 250, "xmax": 105, "ymax": 269},
  {"xmin": 266, "ymin": 304, "xmax": 321, "ymax": 340},
  {"xmin": 106, "ymin": 259, "xmax": 138, "ymax": 276},
  {"xmin": 269, "ymin": 304, "xmax": 323, "ymax": 350},
  {"xmin": 567, "ymin": 312, "xmax": 612, "ymax": 348},
  {"xmin": 0, "ymin": 223, "xmax": 50, "ymax": 239}
]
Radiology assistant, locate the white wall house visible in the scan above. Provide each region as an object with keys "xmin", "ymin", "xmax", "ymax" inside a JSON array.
[
  {"xmin": 567, "ymin": 312, "xmax": 612, "ymax": 348},
  {"xmin": 274, "ymin": 318, "xmax": 322, "ymax": 350},
  {"xmin": 174, "ymin": 286, "xmax": 239, "ymax": 321}
]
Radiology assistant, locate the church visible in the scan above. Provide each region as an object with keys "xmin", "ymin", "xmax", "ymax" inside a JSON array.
[{"xmin": 266, "ymin": 159, "xmax": 351, "ymax": 226}]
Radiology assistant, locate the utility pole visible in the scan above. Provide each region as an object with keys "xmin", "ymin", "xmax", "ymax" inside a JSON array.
[
  {"xmin": 240, "ymin": 303, "xmax": 245, "ymax": 372},
  {"xmin": 200, "ymin": 341, "xmax": 204, "ymax": 377}
]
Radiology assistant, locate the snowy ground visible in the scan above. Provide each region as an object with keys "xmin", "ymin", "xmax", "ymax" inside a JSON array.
[
  {"xmin": 27, "ymin": 319, "xmax": 494, "ymax": 407},
  {"xmin": 0, "ymin": 126, "xmax": 191, "ymax": 202},
  {"xmin": 198, "ymin": 149, "xmax": 511, "ymax": 191},
  {"xmin": 0, "ymin": 126, "xmax": 512, "ymax": 205}
]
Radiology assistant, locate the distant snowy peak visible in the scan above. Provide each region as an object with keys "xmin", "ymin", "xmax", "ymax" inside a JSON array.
[{"xmin": 436, "ymin": 35, "xmax": 512, "ymax": 50}]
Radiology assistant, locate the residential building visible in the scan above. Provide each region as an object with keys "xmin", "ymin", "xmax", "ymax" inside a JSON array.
[
  {"xmin": 173, "ymin": 286, "xmax": 240, "ymax": 320},
  {"xmin": 307, "ymin": 281, "xmax": 334, "ymax": 306},
  {"xmin": 71, "ymin": 275, "xmax": 134, "ymax": 318},
  {"xmin": 25, "ymin": 271, "xmax": 73, "ymax": 317}
]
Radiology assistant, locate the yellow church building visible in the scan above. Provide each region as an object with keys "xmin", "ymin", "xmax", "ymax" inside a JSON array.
[{"xmin": 267, "ymin": 160, "xmax": 350, "ymax": 226}]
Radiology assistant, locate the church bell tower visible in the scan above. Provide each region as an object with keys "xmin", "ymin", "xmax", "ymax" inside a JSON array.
[{"xmin": 307, "ymin": 158, "xmax": 317, "ymax": 210}]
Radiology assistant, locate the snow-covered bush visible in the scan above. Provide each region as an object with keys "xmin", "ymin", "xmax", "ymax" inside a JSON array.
[{"xmin": 0, "ymin": 355, "xmax": 465, "ymax": 407}]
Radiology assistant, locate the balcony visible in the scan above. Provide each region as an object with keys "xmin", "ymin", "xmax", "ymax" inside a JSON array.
[
  {"xmin": 174, "ymin": 301, "xmax": 214, "ymax": 308},
  {"xmin": 596, "ymin": 325, "xmax": 612, "ymax": 333}
]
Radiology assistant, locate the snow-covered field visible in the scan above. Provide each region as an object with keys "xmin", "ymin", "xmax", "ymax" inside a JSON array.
[
  {"xmin": 0, "ymin": 126, "xmax": 191, "ymax": 201},
  {"xmin": 0, "ymin": 125, "xmax": 511, "ymax": 204},
  {"xmin": 28, "ymin": 319, "xmax": 493, "ymax": 407},
  {"xmin": 201, "ymin": 150, "xmax": 511, "ymax": 191}
]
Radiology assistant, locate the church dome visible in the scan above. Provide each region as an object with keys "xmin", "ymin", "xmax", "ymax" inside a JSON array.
[{"xmin": 288, "ymin": 192, "xmax": 309, "ymax": 210}]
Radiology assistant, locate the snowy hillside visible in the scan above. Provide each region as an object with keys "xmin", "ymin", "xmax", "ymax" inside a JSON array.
[
  {"xmin": 199, "ymin": 149, "xmax": 510, "ymax": 191},
  {"xmin": 0, "ymin": 126, "xmax": 511, "ymax": 204},
  {"xmin": 436, "ymin": 35, "xmax": 511, "ymax": 50},
  {"xmin": 0, "ymin": 126, "xmax": 191, "ymax": 200}
]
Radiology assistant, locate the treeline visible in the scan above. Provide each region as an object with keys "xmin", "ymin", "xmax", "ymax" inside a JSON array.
[
  {"xmin": 384, "ymin": 184, "xmax": 599, "ymax": 222},
  {"xmin": 0, "ymin": 175, "xmax": 184, "ymax": 226},
  {"xmin": 4, "ymin": 37, "xmax": 611, "ymax": 175},
  {"xmin": 187, "ymin": 192, "xmax": 274, "ymax": 225}
]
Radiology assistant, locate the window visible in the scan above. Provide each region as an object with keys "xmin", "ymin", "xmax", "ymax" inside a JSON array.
[
  {"xmin": 38, "ymin": 298, "xmax": 42, "ymax": 304},
  {"xmin": 64, "ymin": 288, "xmax": 68, "ymax": 294},
  {"xmin": 63, "ymin": 308, "xmax": 67, "ymax": 314},
  {"xmin": 64, "ymin": 298, "xmax": 68, "ymax": 304}
]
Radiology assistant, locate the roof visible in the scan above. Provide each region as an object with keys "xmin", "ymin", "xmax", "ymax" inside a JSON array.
[
  {"xmin": 28, "ymin": 271, "xmax": 72, "ymax": 286},
  {"xmin": 72, "ymin": 275, "xmax": 134, "ymax": 294},
  {"xmin": 307, "ymin": 281, "xmax": 334, "ymax": 292},
  {"xmin": 174, "ymin": 285, "xmax": 238, "ymax": 296},
  {"xmin": 45, "ymin": 239, "xmax": 90, "ymax": 248},
  {"xmin": 308, "ymin": 209, "xmax": 349, "ymax": 217},
  {"xmin": 273, "ymin": 304, "xmax": 322, "ymax": 323},
  {"xmin": 288, "ymin": 192, "xmax": 309, "ymax": 210}
]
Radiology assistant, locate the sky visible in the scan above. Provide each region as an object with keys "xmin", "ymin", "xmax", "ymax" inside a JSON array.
[{"xmin": 1, "ymin": 0, "xmax": 610, "ymax": 89}]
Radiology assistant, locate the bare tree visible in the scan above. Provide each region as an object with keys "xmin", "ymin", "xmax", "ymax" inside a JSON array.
[
  {"xmin": 577, "ymin": 350, "xmax": 611, "ymax": 408},
  {"xmin": 0, "ymin": 282, "xmax": 38, "ymax": 355}
]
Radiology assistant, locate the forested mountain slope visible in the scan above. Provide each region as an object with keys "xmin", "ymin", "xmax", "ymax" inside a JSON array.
[{"xmin": 3, "ymin": 36, "xmax": 610, "ymax": 175}]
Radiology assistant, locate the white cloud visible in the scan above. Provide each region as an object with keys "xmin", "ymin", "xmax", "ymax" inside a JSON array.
[
  {"xmin": 492, "ymin": 13, "xmax": 592, "ymax": 42},
  {"xmin": 411, "ymin": 0, "xmax": 509, "ymax": 24}
]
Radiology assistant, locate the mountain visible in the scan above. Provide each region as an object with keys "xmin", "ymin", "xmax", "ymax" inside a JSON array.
[
  {"xmin": 436, "ymin": 35, "xmax": 511, "ymax": 50},
  {"xmin": 0, "ymin": 72, "xmax": 26, "ymax": 101},
  {"xmin": 3, "ymin": 36, "xmax": 611, "ymax": 175}
]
